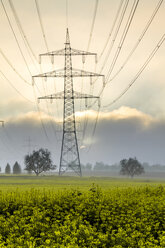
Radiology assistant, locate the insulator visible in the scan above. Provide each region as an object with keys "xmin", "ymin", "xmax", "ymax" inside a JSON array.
[
  {"xmin": 51, "ymin": 55, "xmax": 54, "ymax": 64},
  {"xmin": 103, "ymin": 76, "xmax": 105, "ymax": 87},
  {"xmin": 37, "ymin": 98, "xmax": 40, "ymax": 104},
  {"xmin": 50, "ymin": 96, "xmax": 53, "ymax": 104},
  {"xmin": 85, "ymin": 98, "xmax": 88, "ymax": 108},
  {"xmin": 39, "ymin": 55, "xmax": 41, "ymax": 64},
  {"xmin": 95, "ymin": 55, "xmax": 98, "ymax": 64},
  {"xmin": 44, "ymin": 76, "xmax": 47, "ymax": 82},
  {"xmin": 82, "ymin": 54, "xmax": 85, "ymax": 64},
  {"xmin": 32, "ymin": 77, "xmax": 35, "ymax": 86}
]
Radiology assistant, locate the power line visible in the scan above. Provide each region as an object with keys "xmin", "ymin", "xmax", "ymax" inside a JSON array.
[
  {"xmin": 82, "ymin": 0, "xmax": 131, "ymax": 151},
  {"xmin": 0, "ymin": 70, "xmax": 34, "ymax": 103},
  {"xmin": 35, "ymin": 0, "xmax": 49, "ymax": 53},
  {"xmin": 87, "ymin": 0, "xmax": 130, "ymax": 106},
  {"xmin": 88, "ymin": 0, "xmax": 164, "ymax": 108},
  {"xmin": 1, "ymin": 0, "xmax": 33, "ymax": 79},
  {"xmin": 103, "ymin": 34, "xmax": 165, "ymax": 108},
  {"xmin": 0, "ymin": 48, "xmax": 31, "ymax": 86},
  {"xmin": 86, "ymin": 105, "xmax": 100, "ymax": 153},
  {"xmin": 80, "ymin": 0, "xmax": 99, "ymax": 147},
  {"xmin": 98, "ymin": 0, "xmax": 124, "ymax": 60},
  {"xmin": 87, "ymin": 0, "xmax": 129, "ymax": 96},
  {"xmin": 99, "ymin": 0, "xmax": 130, "ymax": 74},
  {"xmin": 109, "ymin": 0, "xmax": 164, "ymax": 82},
  {"xmin": 87, "ymin": 0, "xmax": 99, "ymax": 52},
  {"xmin": 7, "ymin": 0, "xmax": 60, "ymax": 130},
  {"xmin": 32, "ymin": 85, "xmax": 50, "ymax": 141},
  {"xmin": 106, "ymin": 0, "xmax": 139, "ymax": 81},
  {"xmin": 8, "ymin": 0, "xmax": 39, "ymax": 68},
  {"xmin": 34, "ymin": 0, "xmax": 61, "ymax": 140},
  {"xmin": 1, "ymin": 0, "xmax": 50, "ymax": 142}
]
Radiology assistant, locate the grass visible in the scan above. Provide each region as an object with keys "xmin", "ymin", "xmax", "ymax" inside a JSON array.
[{"xmin": 0, "ymin": 174, "xmax": 165, "ymax": 192}]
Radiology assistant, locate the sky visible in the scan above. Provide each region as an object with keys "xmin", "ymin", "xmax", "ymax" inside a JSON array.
[{"xmin": 0, "ymin": 0, "xmax": 165, "ymax": 171}]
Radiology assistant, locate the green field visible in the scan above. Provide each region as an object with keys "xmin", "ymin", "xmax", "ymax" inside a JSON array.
[
  {"xmin": 0, "ymin": 174, "xmax": 165, "ymax": 191},
  {"xmin": 0, "ymin": 175, "xmax": 165, "ymax": 247}
]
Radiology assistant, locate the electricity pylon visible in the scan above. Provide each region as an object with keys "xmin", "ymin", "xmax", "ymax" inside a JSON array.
[{"xmin": 33, "ymin": 29, "xmax": 104, "ymax": 176}]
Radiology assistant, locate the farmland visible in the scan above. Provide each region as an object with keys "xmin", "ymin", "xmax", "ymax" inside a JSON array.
[{"xmin": 0, "ymin": 175, "xmax": 165, "ymax": 247}]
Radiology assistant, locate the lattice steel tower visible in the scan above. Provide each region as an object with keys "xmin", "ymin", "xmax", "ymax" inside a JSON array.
[{"xmin": 33, "ymin": 29, "xmax": 104, "ymax": 176}]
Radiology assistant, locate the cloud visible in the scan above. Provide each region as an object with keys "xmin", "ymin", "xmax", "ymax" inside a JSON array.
[
  {"xmin": 76, "ymin": 106, "xmax": 153, "ymax": 125},
  {"xmin": 0, "ymin": 105, "xmax": 165, "ymax": 170}
]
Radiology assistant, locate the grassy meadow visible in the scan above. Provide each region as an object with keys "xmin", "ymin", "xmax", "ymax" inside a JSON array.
[{"xmin": 0, "ymin": 174, "xmax": 165, "ymax": 192}]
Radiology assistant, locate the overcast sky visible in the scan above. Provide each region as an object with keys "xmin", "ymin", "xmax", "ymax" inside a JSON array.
[{"xmin": 0, "ymin": 0, "xmax": 164, "ymax": 170}]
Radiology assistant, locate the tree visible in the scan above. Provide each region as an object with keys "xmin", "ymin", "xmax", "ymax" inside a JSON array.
[
  {"xmin": 86, "ymin": 163, "xmax": 92, "ymax": 170},
  {"xmin": 24, "ymin": 148, "xmax": 56, "ymax": 176},
  {"xmin": 5, "ymin": 163, "xmax": 11, "ymax": 174},
  {"xmin": 13, "ymin": 162, "xmax": 22, "ymax": 174},
  {"xmin": 120, "ymin": 157, "xmax": 144, "ymax": 178}
]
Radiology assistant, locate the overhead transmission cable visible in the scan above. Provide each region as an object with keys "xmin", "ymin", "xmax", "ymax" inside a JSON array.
[
  {"xmin": 1, "ymin": 0, "xmax": 42, "ymax": 95},
  {"xmin": 83, "ymin": 0, "xmax": 127, "ymax": 150},
  {"xmin": 1, "ymin": 1, "xmax": 47, "ymax": 98},
  {"xmin": 35, "ymin": 0, "xmax": 49, "ymax": 53},
  {"xmin": 1, "ymin": 0, "xmax": 33, "ymax": 80},
  {"xmin": 94, "ymin": 0, "xmax": 163, "ymax": 107},
  {"xmin": 99, "ymin": 0, "xmax": 129, "ymax": 74},
  {"xmin": 80, "ymin": 0, "xmax": 99, "ymax": 147},
  {"xmin": 103, "ymin": 34, "xmax": 165, "ymax": 108},
  {"xmin": 34, "ymin": 0, "xmax": 60, "ymax": 140},
  {"xmin": 9, "ymin": 0, "xmax": 58, "ymax": 141},
  {"xmin": 8, "ymin": 0, "xmax": 51, "ymax": 98},
  {"xmin": 86, "ymin": 105, "xmax": 100, "ymax": 153},
  {"xmin": 106, "ymin": 0, "xmax": 139, "ymax": 82},
  {"xmin": 1, "ymin": 0, "xmax": 50, "ymax": 141},
  {"xmin": 89, "ymin": 0, "xmax": 139, "ymax": 108},
  {"xmin": 86, "ymin": 0, "xmax": 99, "ymax": 52},
  {"xmin": 8, "ymin": 0, "xmax": 40, "ymax": 73},
  {"xmin": 8, "ymin": 0, "xmax": 38, "ymax": 61},
  {"xmin": 88, "ymin": 0, "xmax": 130, "ymax": 96},
  {"xmin": 85, "ymin": 0, "xmax": 159, "ymax": 151},
  {"xmin": 109, "ymin": 0, "xmax": 164, "ymax": 82},
  {"xmin": 98, "ymin": 0, "xmax": 124, "ymax": 60},
  {"xmin": 0, "ymin": 48, "xmax": 32, "ymax": 86},
  {"xmin": 0, "ymin": 71, "xmax": 34, "ymax": 103},
  {"xmin": 8, "ymin": 0, "xmax": 51, "ymax": 96}
]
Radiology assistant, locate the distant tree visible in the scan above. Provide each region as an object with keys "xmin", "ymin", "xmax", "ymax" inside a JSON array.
[
  {"xmin": 5, "ymin": 163, "xmax": 11, "ymax": 174},
  {"xmin": 86, "ymin": 163, "xmax": 92, "ymax": 170},
  {"xmin": 94, "ymin": 162, "xmax": 105, "ymax": 170},
  {"xmin": 0, "ymin": 167, "xmax": 1, "ymax": 173},
  {"xmin": 13, "ymin": 162, "xmax": 22, "ymax": 174},
  {"xmin": 120, "ymin": 157, "xmax": 145, "ymax": 178},
  {"xmin": 24, "ymin": 148, "xmax": 56, "ymax": 176}
]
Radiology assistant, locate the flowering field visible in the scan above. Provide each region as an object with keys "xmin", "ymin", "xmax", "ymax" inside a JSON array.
[{"xmin": 0, "ymin": 177, "xmax": 165, "ymax": 247}]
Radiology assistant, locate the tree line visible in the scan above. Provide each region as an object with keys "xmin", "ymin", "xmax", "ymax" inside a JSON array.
[
  {"xmin": 0, "ymin": 148, "xmax": 56, "ymax": 176},
  {"xmin": 1, "ymin": 147, "xmax": 160, "ymax": 178},
  {"xmin": 3, "ymin": 162, "xmax": 22, "ymax": 174}
]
